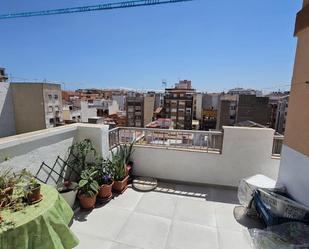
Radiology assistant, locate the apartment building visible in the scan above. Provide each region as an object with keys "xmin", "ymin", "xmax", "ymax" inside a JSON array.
[
  {"xmin": 62, "ymin": 104, "xmax": 81, "ymax": 123},
  {"xmin": 112, "ymin": 94, "xmax": 126, "ymax": 111},
  {"xmin": 126, "ymin": 93, "xmax": 155, "ymax": 127},
  {"xmin": 236, "ymin": 95, "xmax": 271, "ymax": 126},
  {"xmin": 275, "ymin": 95, "xmax": 289, "ymax": 134},
  {"xmin": 164, "ymin": 80, "xmax": 195, "ymax": 130},
  {"xmin": 216, "ymin": 94, "xmax": 237, "ymax": 129},
  {"xmin": 126, "ymin": 95, "xmax": 144, "ymax": 127},
  {"xmin": 10, "ymin": 83, "xmax": 63, "ymax": 134},
  {"xmin": 228, "ymin": 87, "xmax": 262, "ymax": 96},
  {"xmin": 265, "ymin": 92, "xmax": 290, "ymax": 131}
]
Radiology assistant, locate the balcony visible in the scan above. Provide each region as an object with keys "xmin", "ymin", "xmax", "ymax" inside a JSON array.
[{"xmin": 0, "ymin": 124, "xmax": 282, "ymax": 249}]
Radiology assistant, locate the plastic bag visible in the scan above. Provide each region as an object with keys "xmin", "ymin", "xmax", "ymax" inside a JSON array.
[
  {"xmin": 249, "ymin": 222, "xmax": 309, "ymax": 249},
  {"xmin": 238, "ymin": 174, "xmax": 284, "ymax": 207}
]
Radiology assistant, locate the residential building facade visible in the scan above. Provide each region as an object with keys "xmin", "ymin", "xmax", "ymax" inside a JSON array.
[
  {"xmin": 275, "ymin": 95, "xmax": 289, "ymax": 134},
  {"xmin": 164, "ymin": 81, "xmax": 195, "ymax": 130},
  {"xmin": 236, "ymin": 95, "xmax": 271, "ymax": 126},
  {"xmin": 126, "ymin": 96, "xmax": 144, "ymax": 127},
  {"xmin": 10, "ymin": 83, "xmax": 63, "ymax": 134}
]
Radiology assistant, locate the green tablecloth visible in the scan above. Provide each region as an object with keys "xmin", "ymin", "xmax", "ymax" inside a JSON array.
[{"xmin": 0, "ymin": 184, "xmax": 79, "ymax": 249}]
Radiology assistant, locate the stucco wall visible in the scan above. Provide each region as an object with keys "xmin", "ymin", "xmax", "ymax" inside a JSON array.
[
  {"xmin": 277, "ymin": 145, "xmax": 309, "ymax": 206},
  {"xmin": 0, "ymin": 124, "xmax": 280, "ymax": 188},
  {"xmin": 80, "ymin": 101, "xmax": 97, "ymax": 122},
  {"xmin": 277, "ymin": 1, "xmax": 309, "ymax": 207},
  {"xmin": 11, "ymin": 83, "xmax": 46, "ymax": 134},
  {"xmin": 0, "ymin": 125, "xmax": 77, "ymax": 176},
  {"xmin": 0, "ymin": 124, "xmax": 110, "ymax": 181},
  {"xmin": 0, "ymin": 83, "xmax": 16, "ymax": 138},
  {"xmin": 132, "ymin": 126, "xmax": 280, "ymax": 187}
]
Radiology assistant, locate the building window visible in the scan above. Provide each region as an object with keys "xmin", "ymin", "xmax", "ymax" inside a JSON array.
[
  {"xmin": 135, "ymin": 121, "xmax": 142, "ymax": 127},
  {"xmin": 48, "ymin": 94, "xmax": 52, "ymax": 101},
  {"xmin": 49, "ymin": 118, "xmax": 55, "ymax": 125},
  {"xmin": 128, "ymin": 107, "xmax": 134, "ymax": 112},
  {"xmin": 48, "ymin": 106, "xmax": 53, "ymax": 113},
  {"xmin": 55, "ymin": 106, "xmax": 59, "ymax": 111},
  {"xmin": 54, "ymin": 94, "xmax": 59, "ymax": 100}
]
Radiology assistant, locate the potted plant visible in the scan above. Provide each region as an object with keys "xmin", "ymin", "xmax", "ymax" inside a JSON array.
[
  {"xmin": 0, "ymin": 169, "xmax": 15, "ymax": 197},
  {"xmin": 98, "ymin": 175, "xmax": 114, "ymax": 199},
  {"xmin": 25, "ymin": 176, "xmax": 42, "ymax": 203},
  {"xmin": 77, "ymin": 169, "xmax": 99, "ymax": 210},
  {"xmin": 110, "ymin": 152, "xmax": 129, "ymax": 193},
  {"xmin": 57, "ymin": 181, "xmax": 78, "ymax": 208},
  {"xmin": 67, "ymin": 139, "xmax": 97, "ymax": 182},
  {"xmin": 95, "ymin": 157, "xmax": 114, "ymax": 199},
  {"xmin": 118, "ymin": 141, "xmax": 135, "ymax": 177}
]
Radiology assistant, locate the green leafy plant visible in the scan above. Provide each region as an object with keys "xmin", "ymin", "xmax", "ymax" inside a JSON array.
[
  {"xmin": 118, "ymin": 141, "xmax": 135, "ymax": 165},
  {"xmin": 109, "ymin": 151, "xmax": 126, "ymax": 181},
  {"xmin": 94, "ymin": 157, "xmax": 114, "ymax": 185},
  {"xmin": 15, "ymin": 169, "xmax": 38, "ymax": 187},
  {"xmin": 0, "ymin": 169, "xmax": 15, "ymax": 190},
  {"xmin": 78, "ymin": 169, "xmax": 99, "ymax": 197},
  {"xmin": 68, "ymin": 139, "xmax": 97, "ymax": 180}
]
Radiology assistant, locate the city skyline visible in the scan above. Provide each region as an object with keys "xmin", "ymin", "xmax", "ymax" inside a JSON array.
[{"xmin": 1, "ymin": 0, "xmax": 301, "ymax": 92}]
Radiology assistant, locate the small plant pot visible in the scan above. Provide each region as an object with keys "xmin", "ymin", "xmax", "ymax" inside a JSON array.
[
  {"xmin": 4, "ymin": 187, "xmax": 13, "ymax": 196},
  {"xmin": 26, "ymin": 184, "xmax": 41, "ymax": 203},
  {"xmin": 78, "ymin": 193, "xmax": 97, "ymax": 210},
  {"xmin": 98, "ymin": 181, "xmax": 114, "ymax": 199},
  {"xmin": 113, "ymin": 175, "xmax": 129, "ymax": 193}
]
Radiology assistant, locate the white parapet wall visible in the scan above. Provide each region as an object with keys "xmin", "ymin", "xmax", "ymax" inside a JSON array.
[
  {"xmin": 0, "ymin": 124, "xmax": 280, "ymax": 188},
  {"xmin": 0, "ymin": 83, "xmax": 16, "ymax": 138},
  {"xmin": 0, "ymin": 124, "xmax": 110, "ymax": 178},
  {"xmin": 132, "ymin": 126, "xmax": 280, "ymax": 187}
]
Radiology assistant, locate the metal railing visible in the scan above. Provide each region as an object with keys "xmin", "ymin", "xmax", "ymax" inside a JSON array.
[
  {"xmin": 109, "ymin": 127, "xmax": 224, "ymax": 153},
  {"xmin": 272, "ymin": 135, "xmax": 284, "ymax": 157}
]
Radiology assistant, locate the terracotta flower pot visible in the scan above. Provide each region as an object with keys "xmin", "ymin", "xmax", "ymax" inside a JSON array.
[
  {"xmin": 78, "ymin": 193, "xmax": 97, "ymax": 209},
  {"xmin": 113, "ymin": 175, "xmax": 129, "ymax": 193},
  {"xmin": 4, "ymin": 187, "xmax": 13, "ymax": 196},
  {"xmin": 27, "ymin": 184, "xmax": 41, "ymax": 203},
  {"xmin": 98, "ymin": 181, "xmax": 114, "ymax": 199}
]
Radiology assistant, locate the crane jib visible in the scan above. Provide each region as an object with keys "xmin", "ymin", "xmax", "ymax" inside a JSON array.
[{"xmin": 0, "ymin": 0, "xmax": 193, "ymax": 20}]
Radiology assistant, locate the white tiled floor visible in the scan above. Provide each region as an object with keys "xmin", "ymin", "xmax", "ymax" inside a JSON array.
[{"xmin": 70, "ymin": 183, "xmax": 256, "ymax": 249}]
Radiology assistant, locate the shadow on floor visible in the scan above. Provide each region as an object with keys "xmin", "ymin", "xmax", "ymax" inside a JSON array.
[{"xmin": 234, "ymin": 206, "xmax": 265, "ymax": 229}]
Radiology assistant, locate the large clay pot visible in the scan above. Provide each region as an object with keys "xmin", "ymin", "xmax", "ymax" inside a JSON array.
[
  {"xmin": 27, "ymin": 184, "xmax": 41, "ymax": 203},
  {"xmin": 113, "ymin": 175, "xmax": 129, "ymax": 193},
  {"xmin": 98, "ymin": 181, "xmax": 114, "ymax": 199},
  {"xmin": 78, "ymin": 193, "xmax": 97, "ymax": 209}
]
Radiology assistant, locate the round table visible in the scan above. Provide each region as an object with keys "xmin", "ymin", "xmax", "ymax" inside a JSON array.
[{"xmin": 0, "ymin": 184, "xmax": 79, "ymax": 249}]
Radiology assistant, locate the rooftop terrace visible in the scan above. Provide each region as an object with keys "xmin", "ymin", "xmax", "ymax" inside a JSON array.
[
  {"xmin": 71, "ymin": 182, "xmax": 257, "ymax": 249},
  {"xmin": 0, "ymin": 123, "xmax": 281, "ymax": 248}
]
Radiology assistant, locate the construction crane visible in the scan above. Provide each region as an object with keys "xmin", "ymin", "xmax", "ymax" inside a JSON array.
[{"xmin": 0, "ymin": 0, "xmax": 192, "ymax": 20}]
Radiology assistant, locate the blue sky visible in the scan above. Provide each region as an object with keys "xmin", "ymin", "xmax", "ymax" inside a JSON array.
[{"xmin": 0, "ymin": 0, "xmax": 302, "ymax": 92}]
